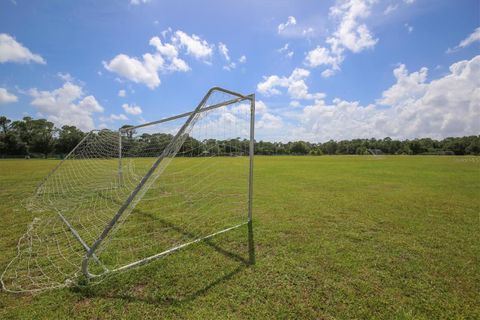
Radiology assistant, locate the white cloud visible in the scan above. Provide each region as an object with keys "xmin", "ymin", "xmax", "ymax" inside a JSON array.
[
  {"xmin": 0, "ymin": 88, "xmax": 18, "ymax": 104},
  {"xmin": 104, "ymin": 35, "xmax": 190, "ymax": 89},
  {"xmin": 99, "ymin": 113, "xmax": 129, "ymax": 123},
  {"xmin": 257, "ymin": 112, "xmax": 283, "ymax": 130},
  {"xmin": 104, "ymin": 53, "xmax": 164, "ymax": 89},
  {"xmin": 226, "ymin": 100, "xmax": 282, "ymax": 136},
  {"xmin": 223, "ymin": 62, "xmax": 236, "ymax": 71},
  {"xmin": 302, "ymin": 27, "xmax": 314, "ymax": 37},
  {"xmin": 257, "ymin": 68, "xmax": 325, "ymax": 100},
  {"xmin": 149, "ymin": 36, "xmax": 179, "ymax": 60},
  {"xmin": 378, "ymin": 64, "xmax": 428, "ymax": 106},
  {"xmin": 105, "ymin": 31, "xmax": 239, "ymax": 86},
  {"xmin": 218, "ymin": 42, "xmax": 230, "ymax": 61},
  {"xmin": 278, "ymin": 43, "xmax": 294, "ymax": 58},
  {"xmin": 290, "ymin": 100, "xmax": 301, "ymax": 107},
  {"xmin": 0, "ymin": 33, "xmax": 45, "ymax": 64},
  {"xmin": 304, "ymin": 0, "xmax": 377, "ymax": 76},
  {"xmin": 278, "ymin": 16, "xmax": 297, "ymax": 33},
  {"xmin": 122, "ymin": 103, "xmax": 142, "ymax": 115},
  {"xmin": 29, "ymin": 81, "xmax": 103, "ymax": 131},
  {"xmin": 118, "ymin": 89, "xmax": 126, "ymax": 97},
  {"xmin": 171, "ymin": 30, "xmax": 213, "ymax": 60},
  {"xmin": 130, "ymin": 0, "xmax": 151, "ymax": 5},
  {"xmin": 458, "ymin": 27, "xmax": 480, "ymax": 48},
  {"xmin": 447, "ymin": 27, "xmax": 480, "ymax": 53},
  {"xmin": 321, "ymin": 69, "xmax": 336, "ymax": 78},
  {"xmin": 239, "ymin": 55, "xmax": 247, "ymax": 63},
  {"xmin": 279, "ymin": 55, "xmax": 480, "ymax": 142},
  {"xmin": 218, "ymin": 42, "xmax": 238, "ymax": 71},
  {"xmin": 161, "ymin": 27, "xmax": 172, "ymax": 39},
  {"xmin": 57, "ymin": 72, "xmax": 74, "ymax": 82},
  {"xmin": 383, "ymin": 4, "xmax": 398, "ymax": 15},
  {"xmin": 404, "ymin": 0, "xmax": 415, "ymax": 4},
  {"xmin": 110, "ymin": 113, "xmax": 128, "ymax": 121},
  {"xmin": 328, "ymin": 0, "xmax": 377, "ymax": 53},
  {"xmin": 277, "ymin": 16, "xmax": 315, "ymax": 38},
  {"xmin": 304, "ymin": 46, "xmax": 343, "ymax": 71},
  {"xmin": 405, "ymin": 23, "xmax": 414, "ymax": 33}
]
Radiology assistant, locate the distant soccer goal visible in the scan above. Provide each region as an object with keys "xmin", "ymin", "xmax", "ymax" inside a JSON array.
[{"xmin": 1, "ymin": 87, "xmax": 255, "ymax": 293}]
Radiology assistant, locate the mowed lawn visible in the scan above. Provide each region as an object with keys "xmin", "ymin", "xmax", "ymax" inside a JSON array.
[{"xmin": 0, "ymin": 156, "xmax": 479, "ymax": 319}]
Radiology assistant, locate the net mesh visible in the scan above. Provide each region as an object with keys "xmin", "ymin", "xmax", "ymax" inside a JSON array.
[{"xmin": 1, "ymin": 89, "xmax": 252, "ymax": 292}]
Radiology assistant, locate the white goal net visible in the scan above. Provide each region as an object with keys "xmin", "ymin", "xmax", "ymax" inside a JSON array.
[{"xmin": 1, "ymin": 87, "xmax": 255, "ymax": 293}]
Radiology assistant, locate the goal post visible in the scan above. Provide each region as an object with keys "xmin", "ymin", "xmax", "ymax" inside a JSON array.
[{"xmin": 1, "ymin": 87, "xmax": 255, "ymax": 292}]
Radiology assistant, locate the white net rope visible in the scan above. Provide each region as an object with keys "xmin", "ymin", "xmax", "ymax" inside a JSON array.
[{"xmin": 1, "ymin": 89, "xmax": 252, "ymax": 292}]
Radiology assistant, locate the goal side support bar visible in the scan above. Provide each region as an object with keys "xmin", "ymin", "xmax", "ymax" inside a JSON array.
[{"xmin": 82, "ymin": 87, "xmax": 255, "ymax": 278}]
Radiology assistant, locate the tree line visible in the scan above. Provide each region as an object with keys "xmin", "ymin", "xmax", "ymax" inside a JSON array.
[{"xmin": 1, "ymin": 116, "xmax": 479, "ymax": 158}]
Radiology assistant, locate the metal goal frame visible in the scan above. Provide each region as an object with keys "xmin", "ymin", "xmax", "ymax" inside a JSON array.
[{"xmin": 73, "ymin": 86, "xmax": 257, "ymax": 279}]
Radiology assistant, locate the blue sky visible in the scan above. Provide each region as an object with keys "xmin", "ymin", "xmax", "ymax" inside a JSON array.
[{"xmin": 0, "ymin": 0, "xmax": 479, "ymax": 141}]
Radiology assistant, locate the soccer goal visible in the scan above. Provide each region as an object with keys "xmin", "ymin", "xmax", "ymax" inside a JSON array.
[{"xmin": 1, "ymin": 87, "xmax": 255, "ymax": 293}]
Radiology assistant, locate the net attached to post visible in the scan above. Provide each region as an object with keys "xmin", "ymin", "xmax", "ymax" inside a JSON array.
[{"xmin": 1, "ymin": 88, "xmax": 253, "ymax": 293}]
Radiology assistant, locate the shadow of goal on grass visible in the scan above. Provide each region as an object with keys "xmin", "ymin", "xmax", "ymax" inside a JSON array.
[{"xmin": 71, "ymin": 206, "xmax": 255, "ymax": 305}]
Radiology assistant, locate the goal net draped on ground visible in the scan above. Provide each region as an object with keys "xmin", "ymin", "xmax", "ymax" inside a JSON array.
[{"xmin": 1, "ymin": 87, "xmax": 255, "ymax": 293}]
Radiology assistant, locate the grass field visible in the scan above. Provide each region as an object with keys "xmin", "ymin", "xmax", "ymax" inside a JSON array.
[{"xmin": 0, "ymin": 156, "xmax": 479, "ymax": 319}]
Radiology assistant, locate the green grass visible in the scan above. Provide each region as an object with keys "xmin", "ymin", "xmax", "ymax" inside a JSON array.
[{"xmin": 0, "ymin": 156, "xmax": 479, "ymax": 319}]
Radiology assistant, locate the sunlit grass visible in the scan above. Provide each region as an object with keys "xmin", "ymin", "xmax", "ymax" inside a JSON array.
[{"xmin": 0, "ymin": 156, "xmax": 478, "ymax": 319}]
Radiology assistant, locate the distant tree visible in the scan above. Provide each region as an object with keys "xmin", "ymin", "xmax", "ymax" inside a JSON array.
[
  {"xmin": 0, "ymin": 116, "xmax": 27, "ymax": 156},
  {"xmin": 408, "ymin": 140, "xmax": 427, "ymax": 155},
  {"xmin": 466, "ymin": 138, "xmax": 480, "ymax": 155},
  {"xmin": 1, "ymin": 114, "xmax": 479, "ymax": 157},
  {"xmin": 290, "ymin": 141, "xmax": 310, "ymax": 155},
  {"xmin": 356, "ymin": 146, "xmax": 367, "ymax": 155},
  {"xmin": 56, "ymin": 125, "xmax": 85, "ymax": 155},
  {"xmin": 29, "ymin": 119, "xmax": 56, "ymax": 158},
  {"xmin": 11, "ymin": 117, "xmax": 35, "ymax": 151},
  {"xmin": 0, "ymin": 116, "xmax": 11, "ymax": 134},
  {"xmin": 322, "ymin": 140, "xmax": 337, "ymax": 155}
]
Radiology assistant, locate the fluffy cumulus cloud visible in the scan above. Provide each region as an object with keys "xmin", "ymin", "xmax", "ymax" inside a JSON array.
[
  {"xmin": 29, "ymin": 81, "xmax": 103, "ymax": 131},
  {"xmin": 0, "ymin": 33, "xmax": 45, "ymax": 64},
  {"xmin": 277, "ymin": 55, "xmax": 480, "ymax": 141},
  {"xmin": 447, "ymin": 27, "xmax": 480, "ymax": 53},
  {"xmin": 304, "ymin": 0, "xmax": 377, "ymax": 77},
  {"xmin": 171, "ymin": 31, "xmax": 213, "ymax": 60},
  {"xmin": 104, "ymin": 35, "xmax": 191, "ymax": 89},
  {"xmin": 104, "ymin": 53, "xmax": 165, "ymax": 89},
  {"xmin": 118, "ymin": 89, "xmax": 126, "ymax": 97},
  {"xmin": 0, "ymin": 88, "xmax": 18, "ymax": 104},
  {"xmin": 105, "ymin": 30, "xmax": 231, "ymax": 88},
  {"xmin": 257, "ymin": 68, "xmax": 325, "ymax": 100},
  {"xmin": 122, "ymin": 103, "xmax": 142, "ymax": 115},
  {"xmin": 329, "ymin": 0, "xmax": 377, "ymax": 53},
  {"xmin": 304, "ymin": 46, "xmax": 343, "ymax": 75}
]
